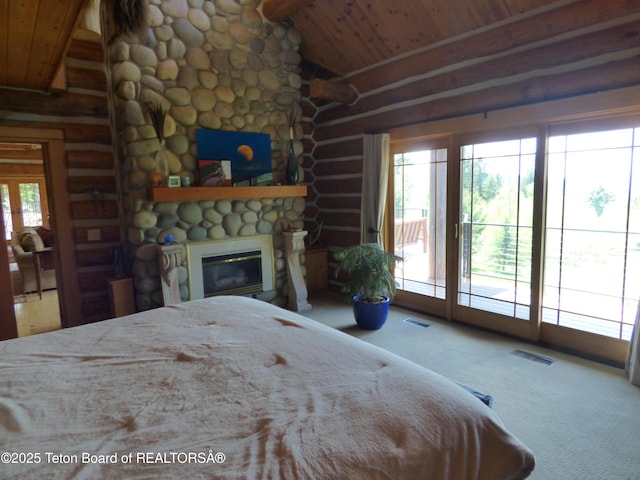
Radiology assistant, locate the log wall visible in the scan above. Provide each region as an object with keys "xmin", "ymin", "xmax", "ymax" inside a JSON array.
[
  {"xmin": 0, "ymin": 38, "xmax": 118, "ymax": 325},
  {"xmin": 308, "ymin": 1, "xmax": 640, "ymax": 288}
]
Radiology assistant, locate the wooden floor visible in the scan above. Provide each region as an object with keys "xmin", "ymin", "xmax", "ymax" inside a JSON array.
[{"xmin": 14, "ymin": 289, "xmax": 61, "ymax": 337}]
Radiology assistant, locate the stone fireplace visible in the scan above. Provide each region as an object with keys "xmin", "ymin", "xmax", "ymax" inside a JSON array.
[
  {"xmin": 186, "ymin": 236, "xmax": 275, "ymax": 300},
  {"xmin": 107, "ymin": 0, "xmax": 310, "ymax": 311},
  {"xmin": 131, "ymin": 195, "xmax": 306, "ymax": 310}
]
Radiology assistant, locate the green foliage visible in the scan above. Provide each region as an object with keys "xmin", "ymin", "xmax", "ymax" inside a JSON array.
[
  {"xmin": 477, "ymin": 170, "xmax": 501, "ymax": 201},
  {"xmin": 334, "ymin": 243, "xmax": 403, "ymax": 302},
  {"xmin": 588, "ymin": 186, "xmax": 615, "ymax": 217},
  {"xmin": 521, "ymin": 168, "xmax": 535, "ymax": 198},
  {"xmin": 18, "ymin": 184, "xmax": 42, "ymax": 215},
  {"xmin": 462, "ymin": 154, "xmax": 535, "ymax": 282},
  {"xmin": 494, "ymin": 221, "xmax": 514, "ymax": 273}
]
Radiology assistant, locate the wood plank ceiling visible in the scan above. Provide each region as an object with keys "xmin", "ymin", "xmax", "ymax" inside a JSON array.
[
  {"xmin": 0, "ymin": 0, "xmax": 86, "ymax": 91},
  {"xmin": 269, "ymin": 0, "xmax": 567, "ymax": 76},
  {"xmin": 0, "ymin": 0, "xmax": 587, "ymax": 92}
]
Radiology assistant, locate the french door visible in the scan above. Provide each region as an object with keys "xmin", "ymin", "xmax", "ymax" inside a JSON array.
[
  {"xmin": 453, "ymin": 133, "xmax": 537, "ymax": 338},
  {"xmin": 1, "ymin": 177, "xmax": 49, "ymax": 243},
  {"xmin": 390, "ymin": 116, "xmax": 639, "ymax": 363},
  {"xmin": 391, "ymin": 139, "xmax": 448, "ymax": 315}
]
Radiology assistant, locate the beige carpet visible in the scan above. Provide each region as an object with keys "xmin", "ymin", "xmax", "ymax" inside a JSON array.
[{"xmin": 302, "ymin": 292, "xmax": 640, "ymax": 480}]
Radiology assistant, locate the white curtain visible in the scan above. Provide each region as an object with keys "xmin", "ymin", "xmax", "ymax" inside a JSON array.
[
  {"xmin": 361, "ymin": 133, "xmax": 390, "ymax": 246},
  {"xmin": 626, "ymin": 299, "xmax": 640, "ymax": 387}
]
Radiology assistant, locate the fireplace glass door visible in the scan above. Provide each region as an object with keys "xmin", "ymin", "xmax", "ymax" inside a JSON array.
[{"xmin": 202, "ymin": 250, "xmax": 263, "ymax": 297}]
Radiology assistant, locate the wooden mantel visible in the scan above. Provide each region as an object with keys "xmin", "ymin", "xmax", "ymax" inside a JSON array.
[{"xmin": 148, "ymin": 185, "xmax": 307, "ymax": 202}]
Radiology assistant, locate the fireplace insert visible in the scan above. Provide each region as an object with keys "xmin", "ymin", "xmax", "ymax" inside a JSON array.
[
  {"xmin": 186, "ymin": 236, "xmax": 275, "ymax": 300},
  {"xmin": 202, "ymin": 250, "xmax": 263, "ymax": 297}
]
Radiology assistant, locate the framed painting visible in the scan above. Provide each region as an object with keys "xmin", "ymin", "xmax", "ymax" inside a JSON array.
[{"xmin": 196, "ymin": 129, "xmax": 272, "ymax": 185}]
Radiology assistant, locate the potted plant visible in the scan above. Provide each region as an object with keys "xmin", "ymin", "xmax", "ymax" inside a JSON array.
[{"xmin": 334, "ymin": 243, "xmax": 403, "ymax": 330}]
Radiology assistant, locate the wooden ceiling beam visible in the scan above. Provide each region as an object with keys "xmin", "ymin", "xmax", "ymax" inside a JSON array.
[
  {"xmin": 49, "ymin": 62, "xmax": 67, "ymax": 92},
  {"xmin": 310, "ymin": 78, "xmax": 359, "ymax": 105},
  {"xmin": 75, "ymin": 0, "xmax": 102, "ymax": 41},
  {"xmin": 262, "ymin": 0, "xmax": 311, "ymax": 23},
  {"xmin": 48, "ymin": 0, "xmax": 87, "ymax": 92}
]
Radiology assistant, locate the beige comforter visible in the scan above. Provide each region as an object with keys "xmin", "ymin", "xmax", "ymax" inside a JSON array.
[{"xmin": 0, "ymin": 296, "xmax": 534, "ymax": 479}]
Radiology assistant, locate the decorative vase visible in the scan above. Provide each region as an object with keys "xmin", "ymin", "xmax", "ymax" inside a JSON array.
[
  {"xmin": 111, "ymin": 246, "xmax": 127, "ymax": 278},
  {"xmin": 285, "ymin": 139, "xmax": 299, "ymax": 185},
  {"xmin": 153, "ymin": 141, "xmax": 169, "ymax": 186}
]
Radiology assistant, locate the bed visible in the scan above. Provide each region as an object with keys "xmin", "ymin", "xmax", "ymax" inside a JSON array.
[{"xmin": 0, "ymin": 296, "xmax": 534, "ymax": 479}]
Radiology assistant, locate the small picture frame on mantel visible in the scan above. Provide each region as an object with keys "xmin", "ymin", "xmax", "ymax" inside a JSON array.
[{"xmin": 167, "ymin": 175, "xmax": 181, "ymax": 188}]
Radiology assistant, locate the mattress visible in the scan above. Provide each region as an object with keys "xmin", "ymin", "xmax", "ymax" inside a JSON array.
[{"xmin": 0, "ymin": 296, "xmax": 534, "ymax": 479}]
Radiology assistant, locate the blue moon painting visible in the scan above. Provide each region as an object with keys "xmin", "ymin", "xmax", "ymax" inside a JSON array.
[{"xmin": 196, "ymin": 129, "xmax": 272, "ymax": 184}]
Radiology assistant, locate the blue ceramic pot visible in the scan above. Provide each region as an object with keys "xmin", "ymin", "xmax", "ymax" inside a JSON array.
[{"xmin": 352, "ymin": 295, "xmax": 390, "ymax": 330}]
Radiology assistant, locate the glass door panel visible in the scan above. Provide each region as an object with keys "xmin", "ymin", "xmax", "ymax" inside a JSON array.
[
  {"xmin": 543, "ymin": 127, "xmax": 640, "ymax": 340},
  {"xmin": 458, "ymin": 137, "xmax": 536, "ymax": 320},
  {"xmin": 393, "ymin": 148, "xmax": 447, "ymax": 299},
  {"xmin": 18, "ymin": 182, "xmax": 44, "ymax": 227},
  {"xmin": 389, "ymin": 107, "xmax": 638, "ymax": 363}
]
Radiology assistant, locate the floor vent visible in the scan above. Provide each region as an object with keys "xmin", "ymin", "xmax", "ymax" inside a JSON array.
[
  {"xmin": 403, "ymin": 317, "xmax": 431, "ymax": 328},
  {"xmin": 511, "ymin": 349, "xmax": 555, "ymax": 365}
]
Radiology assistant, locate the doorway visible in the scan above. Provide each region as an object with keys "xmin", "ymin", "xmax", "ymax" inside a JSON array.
[
  {"xmin": 0, "ymin": 126, "xmax": 82, "ymax": 339},
  {"xmin": 0, "ymin": 142, "xmax": 61, "ymax": 336}
]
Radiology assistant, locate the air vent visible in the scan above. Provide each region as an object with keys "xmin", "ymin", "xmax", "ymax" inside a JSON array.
[
  {"xmin": 511, "ymin": 349, "xmax": 555, "ymax": 365},
  {"xmin": 403, "ymin": 317, "xmax": 431, "ymax": 328}
]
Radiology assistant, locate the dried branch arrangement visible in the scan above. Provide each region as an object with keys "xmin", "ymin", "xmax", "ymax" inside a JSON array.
[
  {"xmin": 112, "ymin": 0, "xmax": 149, "ymax": 40},
  {"xmin": 146, "ymin": 103, "xmax": 166, "ymax": 142}
]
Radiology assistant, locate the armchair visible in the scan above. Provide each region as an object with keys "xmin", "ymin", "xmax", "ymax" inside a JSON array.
[{"xmin": 10, "ymin": 229, "xmax": 57, "ymax": 294}]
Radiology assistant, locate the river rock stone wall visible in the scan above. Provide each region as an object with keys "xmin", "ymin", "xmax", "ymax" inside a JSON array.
[
  {"xmin": 132, "ymin": 195, "xmax": 306, "ymax": 310},
  {"xmin": 107, "ymin": 0, "xmax": 306, "ymax": 310}
]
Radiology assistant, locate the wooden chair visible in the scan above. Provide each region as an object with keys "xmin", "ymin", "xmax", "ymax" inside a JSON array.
[{"xmin": 394, "ymin": 218, "xmax": 428, "ymax": 252}]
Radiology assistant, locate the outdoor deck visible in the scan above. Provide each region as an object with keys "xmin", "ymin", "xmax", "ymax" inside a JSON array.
[{"xmin": 395, "ymin": 242, "xmax": 635, "ymax": 341}]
